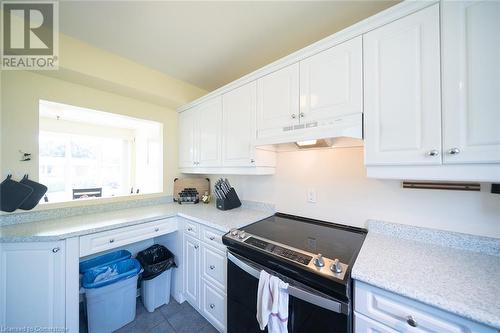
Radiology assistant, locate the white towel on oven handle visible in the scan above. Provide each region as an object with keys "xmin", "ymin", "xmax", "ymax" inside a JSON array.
[{"xmin": 256, "ymin": 270, "xmax": 289, "ymax": 333}]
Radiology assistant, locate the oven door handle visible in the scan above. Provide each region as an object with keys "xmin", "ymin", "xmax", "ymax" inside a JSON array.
[{"xmin": 227, "ymin": 252, "xmax": 348, "ymax": 315}]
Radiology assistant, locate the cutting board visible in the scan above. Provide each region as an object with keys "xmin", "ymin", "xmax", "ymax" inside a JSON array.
[{"xmin": 173, "ymin": 177, "xmax": 210, "ymax": 203}]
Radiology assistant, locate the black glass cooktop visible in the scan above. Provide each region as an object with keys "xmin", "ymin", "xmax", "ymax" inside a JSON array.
[{"xmin": 241, "ymin": 213, "xmax": 366, "ymax": 266}]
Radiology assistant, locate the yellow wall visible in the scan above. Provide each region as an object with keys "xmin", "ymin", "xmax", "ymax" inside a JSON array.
[
  {"xmin": 52, "ymin": 34, "xmax": 207, "ymax": 109},
  {"xmin": 1, "ymin": 70, "xmax": 178, "ymax": 197}
]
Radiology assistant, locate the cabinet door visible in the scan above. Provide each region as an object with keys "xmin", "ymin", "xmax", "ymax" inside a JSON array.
[
  {"xmin": 256, "ymin": 63, "xmax": 299, "ymax": 139},
  {"xmin": 442, "ymin": 1, "xmax": 500, "ymax": 164},
  {"xmin": 183, "ymin": 234, "xmax": 200, "ymax": 308},
  {"xmin": 179, "ymin": 108, "xmax": 198, "ymax": 168},
  {"xmin": 198, "ymin": 97, "xmax": 223, "ymax": 167},
  {"xmin": 0, "ymin": 242, "xmax": 65, "ymax": 328},
  {"xmin": 364, "ymin": 4, "xmax": 442, "ymax": 166},
  {"xmin": 300, "ymin": 36, "xmax": 362, "ymax": 122},
  {"xmin": 222, "ymin": 82, "xmax": 257, "ymax": 167}
]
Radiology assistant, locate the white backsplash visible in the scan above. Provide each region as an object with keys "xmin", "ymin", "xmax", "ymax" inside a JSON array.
[{"xmin": 208, "ymin": 147, "xmax": 500, "ymax": 238}]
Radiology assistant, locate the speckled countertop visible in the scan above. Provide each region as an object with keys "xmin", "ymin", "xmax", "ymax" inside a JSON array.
[
  {"xmin": 0, "ymin": 202, "xmax": 274, "ymax": 242},
  {"xmin": 352, "ymin": 220, "xmax": 500, "ymax": 329}
]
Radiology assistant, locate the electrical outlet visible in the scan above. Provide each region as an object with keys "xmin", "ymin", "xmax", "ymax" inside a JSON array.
[{"xmin": 307, "ymin": 188, "xmax": 317, "ymax": 203}]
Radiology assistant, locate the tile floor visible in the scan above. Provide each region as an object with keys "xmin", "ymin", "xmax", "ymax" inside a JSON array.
[{"xmin": 80, "ymin": 298, "xmax": 218, "ymax": 333}]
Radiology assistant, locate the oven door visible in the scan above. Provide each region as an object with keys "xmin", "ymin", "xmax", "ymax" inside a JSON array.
[{"xmin": 227, "ymin": 251, "xmax": 351, "ymax": 333}]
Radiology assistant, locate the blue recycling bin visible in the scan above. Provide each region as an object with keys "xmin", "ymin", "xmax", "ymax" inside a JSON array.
[{"xmin": 82, "ymin": 259, "xmax": 143, "ymax": 333}]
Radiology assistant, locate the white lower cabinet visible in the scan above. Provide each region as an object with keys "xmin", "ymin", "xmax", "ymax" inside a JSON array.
[
  {"xmin": 0, "ymin": 241, "xmax": 66, "ymax": 329},
  {"xmin": 183, "ymin": 222, "xmax": 227, "ymax": 332},
  {"xmin": 354, "ymin": 281, "xmax": 496, "ymax": 333},
  {"xmin": 201, "ymin": 279, "xmax": 226, "ymax": 332},
  {"xmin": 183, "ymin": 234, "xmax": 201, "ymax": 308}
]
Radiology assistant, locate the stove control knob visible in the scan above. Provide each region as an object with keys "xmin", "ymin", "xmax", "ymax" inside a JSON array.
[
  {"xmin": 238, "ymin": 231, "xmax": 246, "ymax": 239},
  {"xmin": 313, "ymin": 253, "xmax": 325, "ymax": 268},
  {"xmin": 230, "ymin": 229, "xmax": 239, "ymax": 237},
  {"xmin": 330, "ymin": 259, "xmax": 342, "ymax": 274}
]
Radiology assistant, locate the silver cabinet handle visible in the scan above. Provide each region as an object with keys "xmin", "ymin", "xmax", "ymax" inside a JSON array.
[
  {"xmin": 109, "ymin": 239, "xmax": 115, "ymax": 243},
  {"xmin": 299, "ymin": 112, "xmax": 305, "ymax": 118},
  {"xmin": 291, "ymin": 114, "xmax": 297, "ymax": 119},
  {"xmin": 209, "ymin": 304, "xmax": 215, "ymax": 309},
  {"xmin": 426, "ymin": 149, "xmax": 439, "ymax": 157},
  {"xmin": 209, "ymin": 236, "xmax": 215, "ymax": 241},
  {"xmin": 154, "ymin": 227, "xmax": 160, "ymax": 232},
  {"xmin": 52, "ymin": 247, "xmax": 60, "ymax": 253},
  {"xmin": 209, "ymin": 265, "xmax": 215, "ymax": 270},
  {"xmin": 194, "ymin": 245, "xmax": 199, "ymax": 249},
  {"xmin": 406, "ymin": 316, "xmax": 417, "ymax": 327},
  {"xmin": 448, "ymin": 147, "xmax": 460, "ymax": 155}
]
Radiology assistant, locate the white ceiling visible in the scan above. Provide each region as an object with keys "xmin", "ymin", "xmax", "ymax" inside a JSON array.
[{"xmin": 59, "ymin": 1, "xmax": 398, "ymax": 91}]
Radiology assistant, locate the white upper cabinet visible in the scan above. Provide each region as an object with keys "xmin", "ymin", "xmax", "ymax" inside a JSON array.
[
  {"xmin": 222, "ymin": 82, "xmax": 257, "ymax": 167},
  {"xmin": 300, "ymin": 36, "xmax": 362, "ymax": 122},
  {"xmin": 256, "ymin": 63, "xmax": 299, "ymax": 139},
  {"xmin": 198, "ymin": 97, "xmax": 222, "ymax": 167},
  {"xmin": 179, "ymin": 107, "xmax": 198, "ymax": 168},
  {"xmin": 364, "ymin": 4, "xmax": 441, "ymax": 166},
  {"xmin": 441, "ymin": 1, "xmax": 500, "ymax": 164}
]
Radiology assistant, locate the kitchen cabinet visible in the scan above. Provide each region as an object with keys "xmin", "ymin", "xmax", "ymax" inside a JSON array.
[
  {"xmin": 365, "ymin": 2, "xmax": 500, "ymax": 181},
  {"xmin": 178, "ymin": 107, "xmax": 198, "ymax": 168},
  {"xmin": 256, "ymin": 63, "xmax": 300, "ymax": 139},
  {"xmin": 222, "ymin": 82, "xmax": 257, "ymax": 167},
  {"xmin": 201, "ymin": 279, "xmax": 226, "ymax": 332},
  {"xmin": 299, "ymin": 36, "xmax": 362, "ymax": 123},
  {"xmin": 364, "ymin": 4, "xmax": 441, "ymax": 166},
  {"xmin": 198, "ymin": 97, "xmax": 223, "ymax": 167},
  {"xmin": 0, "ymin": 241, "xmax": 66, "ymax": 329},
  {"xmin": 183, "ymin": 234, "xmax": 200, "ymax": 308},
  {"xmin": 182, "ymin": 221, "xmax": 227, "ymax": 332},
  {"xmin": 179, "ymin": 87, "xmax": 275, "ymax": 174},
  {"xmin": 179, "ymin": 97, "xmax": 222, "ymax": 168},
  {"xmin": 354, "ymin": 281, "xmax": 497, "ymax": 333},
  {"xmin": 441, "ymin": 1, "xmax": 500, "ymax": 164}
]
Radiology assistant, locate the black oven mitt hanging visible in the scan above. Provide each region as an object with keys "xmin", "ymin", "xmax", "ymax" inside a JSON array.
[
  {"xmin": 19, "ymin": 175, "xmax": 48, "ymax": 210},
  {"xmin": 0, "ymin": 175, "xmax": 34, "ymax": 213}
]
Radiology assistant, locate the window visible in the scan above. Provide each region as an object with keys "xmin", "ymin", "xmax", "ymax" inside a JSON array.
[{"xmin": 39, "ymin": 100, "xmax": 163, "ymax": 203}]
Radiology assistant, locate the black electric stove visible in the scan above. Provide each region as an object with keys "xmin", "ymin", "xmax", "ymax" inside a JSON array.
[{"xmin": 222, "ymin": 213, "xmax": 367, "ymax": 333}]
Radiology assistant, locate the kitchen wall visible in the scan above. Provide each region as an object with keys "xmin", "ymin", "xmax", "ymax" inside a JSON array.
[
  {"xmin": 1, "ymin": 70, "xmax": 178, "ymax": 198},
  {"xmin": 210, "ymin": 147, "xmax": 500, "ymax": 238}
]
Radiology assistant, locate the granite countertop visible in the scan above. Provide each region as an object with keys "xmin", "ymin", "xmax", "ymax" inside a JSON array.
[
  {"xmin": 352, "ymin": 221, "xmax": 500, "ymax": 329},
  {"xmin": 0, "ymin": 202, "xmax": 275, "ymax": 242}
]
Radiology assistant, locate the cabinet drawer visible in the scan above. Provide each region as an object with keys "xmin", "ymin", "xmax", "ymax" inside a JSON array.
[
  {"xmin": 201, "ymin": 279, "xmax": 225, "ymax": 332},
  {"xmin": 355, "ymin": 281, "xmax": 496, "ymax": 333},
  {"xmin": 355, "ymin": 312, "xmax": 398, "ymax": 333},
  {"xmin": 201, "ymin": 226, "xmax": 225, "ymax": 249},
  {"xmin": 184, "ymin": 221, "xmax": 200, "ymax": 238},
  {"xmin": 80, "ymin": 218, "xmax": 178, "ymax": 257},
  {"xmin": 201, "ymin": 244, "xmax": 226, "ymax": 291}
]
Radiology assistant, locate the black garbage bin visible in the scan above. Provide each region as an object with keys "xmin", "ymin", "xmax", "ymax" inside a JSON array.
[{"xmin": 136, "ymin": 245, "xmax": 176, "ymax": 312}]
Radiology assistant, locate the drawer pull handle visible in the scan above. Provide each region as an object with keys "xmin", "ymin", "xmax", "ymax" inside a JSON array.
[
  {"xmin": 109, "ymin": 239, "xmax": 115, "ymax": 243},
  {"xmin": 209, "ymin": 236, "xmax": 215, "ymax": 241},
  {"xmin": 52, "ymin": 247, "xmax": 60, "ymax": 253},
  {"xmin": 187, "ymin": 227, "xmax": 193, "ymax": 232},
  {"xmin": 155, "ymin": 228, "xmax": 160, "ymax": 232},
  {"xmin": 194, "ymin": 245, "xmax": 199, "ymax": 249},
  {"xmin": 406, "ymin": 316, "xmax": 417, "ymax": 327},
  {"xmin": 209, "ymin": 304, "xmax": 215, "ymax": 309},
  {"xmin": 209, "ymin": 265, "xmax": 215, "ymax": 270}
]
